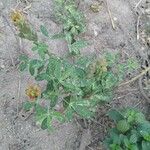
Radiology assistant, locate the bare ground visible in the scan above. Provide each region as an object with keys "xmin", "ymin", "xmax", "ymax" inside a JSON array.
[{"xmin": 0, "ymin": 0, "xmax": 150, "ymax": 150}]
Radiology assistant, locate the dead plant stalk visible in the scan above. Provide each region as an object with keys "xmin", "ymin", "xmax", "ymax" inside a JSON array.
[
  {"xmin": 105, "ymin": 0, "xmax": 116, "ymax": 30},
  {"xmin": 119, "ymin": 67, "xmax": 150, "ymax": 86}
]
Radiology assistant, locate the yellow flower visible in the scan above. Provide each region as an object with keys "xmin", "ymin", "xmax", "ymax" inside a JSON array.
[
  {"xmin": 25, "ymin": 85, "xmax": 41, "ymax": 102},
  {"xmin": 90, "ymin": 4, "xmax": 102, "ymax": 13},
  {"xmin": 10, "ymin": 10, "xmax": 25, "ymax": 25}
]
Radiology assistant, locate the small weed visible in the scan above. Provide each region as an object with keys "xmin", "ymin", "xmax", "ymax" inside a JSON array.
[
  {"xmin": 11, "ymin": 10, "xmax": 37, "ymax": 42},
  {"xmin": 11, "ymin": 9, "xmax": 138, "ymax": 131},
  {"xmin": 104, "ymin": 108, "xmax": 150, "ymax": 150},
  {"xmin": 51, "ymin": 0, "xmax": 87, "ymax": 55}
]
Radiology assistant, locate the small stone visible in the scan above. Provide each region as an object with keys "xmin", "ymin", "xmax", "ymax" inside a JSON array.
[
  {"xmin": 94, "ymin": 29, "xmax": 98, "ymax": 36},
  {"xmin": 141, "ymin": 47, "xmax": 145, "ymax": 50},
  {"xmin": 147, "ymin": 37, "xmax": 150, "ymax": 46},
  {"xmin": 145, "ymin": 8, "xmax": 150, "ymax": 15},
  {"xmin": 113, "ymin": 17, "xmax": 118, "ymax": 21},
  {"xmin": 1, "ymin": 64, "xmax": 5, "ymax": 69}
]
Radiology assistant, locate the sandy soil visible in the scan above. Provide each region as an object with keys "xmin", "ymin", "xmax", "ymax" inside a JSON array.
[{"xmin": 0, "ymin": 0, "xmax": 149, "ymax": 149}]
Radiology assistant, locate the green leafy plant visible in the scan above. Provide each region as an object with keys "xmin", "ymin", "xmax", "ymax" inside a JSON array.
[
  {"xmin": 51, "ymin": 0, "xmax": 87, "ymax": 55},
  {"xmin": 104, "ymin": 108, "xmax": 150, "ymax": 150},
  {"xmin": 11, "ymin": 10, "xmax": 37, "ymax": 42},
  {"xmin": 11, "ymin": 9, "xmax": 138, "ymax": 131},
  {"xmin": 19, "ymin": 42, "xmax": 136, "ymax": 130}
]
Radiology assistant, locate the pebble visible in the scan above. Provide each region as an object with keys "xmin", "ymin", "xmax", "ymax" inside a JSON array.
[
  {"xmin": 1, "ymin": 64, "xmax": 5, "ymax": 69},
  {"xmin": 113, "ymin": 17, "xmax": 118, "ymax": 21},
  {"xmin": 145, "ymin": 8, "xmax": 150, "ymax": 15}
]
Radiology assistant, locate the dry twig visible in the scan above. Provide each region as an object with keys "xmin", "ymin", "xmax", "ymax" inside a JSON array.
[
  {"xmin": 119, "ymin": 67, "xmax": 150, "ymax": 86},
  {"xmin": 2, "ymin": 14, "xmax": 21, "ymax": 52},
  {"xmin": 135, "ymin": 0, "xmax": 144, "ymax": 9},
  {"xmin": 105, "ymin": 0, "xmax": 116, "ymax": 30},
  {"xmin": 17, "ymin": 75, "xmax": 21, "ymax": 116},
  {"xmin": 137, "ymin": 15, "xmax": 141, "ymax": 40}
]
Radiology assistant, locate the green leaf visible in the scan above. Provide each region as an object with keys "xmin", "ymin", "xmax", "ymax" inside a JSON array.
[
  {"xmin": 19, "ymin": 62, "xmax": 28, "ymax": 71},
  {"xmin": 60, "ymin": 63, "xmax": 74, "ymax": 81},
  {"xmin": 108, "ymin": 109, "xmax": 124, "ymax": 122},
  {"xmin": 90, "ymin": 92, "xmax": 113, "ymax": 107},
  {"xmin": 18, "ymin": 22, "xmax": 38, "ymax": 42},
  {"xmin": 104, "ymin": 53, "xmax": 119, "ymax": 67},
  {"xmin": 71, "ymin": 100, "xmax": 94, "ymax": 119},
  {"xmin": 74, "ymin": 67, "xmax": 86, "ymax": 78},
  {"xmin": 110, "ymin": 144, "xmax": 122, "ymax": 150},
  {"xmin": 123, "ymin": 137, "xmax": 130, "ymax": 148},
  {"xmin": 46, "ymin": 57, "xmax": 61, "ymax": 77},
  {"xmin": 36, "ymin": 112, "xmax": 47, "ymax": 126},
  {"xmin": 41, "ymin": 115, "xmax": 52, "ymax": 130},
  {"xmin": 110, "ymin": 131, "xmax": 120, "ymax": 144},
  {"xmin": 46, "ymin": 80, "xmax": 54, "ymax": 92},
  {"xmin": 37, "ymin": 64, "xmax": 45, "ymax": 74},
  {"xmin": 47, "ymin": 115, "xmax": 53, "ymax": 130},
  {"xmin": 51, "ymin": 32, "xmax": 65, "ymax": 39},
  {"xmin": 135, "ymin": 112, "xmax": 145, "ymax": 123},
  {"xmin": 117, "ymin": 64, "xmax": 126, "ymax": 81},
  {"xmin": 35, "ymin": 73, "xmax": 51, "ymax": 81},
  {"xmin": 29, "ymin": 59, "xmax": 43, "ymax": 76},
  {"xmin": 19, "ymin": 55, "xmax": 29, "ymax": 61},
  {"xmin": 29, "ymin": 64, "xmax": 35, "ymax": 75},
  {"xmin": 74, "ymin": 105, "xmax": 94, "ymax": 118},
  {"xmin": 42, "ymin": 90, "xmax": 58, "ymax": 107},
  {"xmin": 70, "ymin": 26, "xmax": 78, "ymax": 35},
  {"xmin": 42, "ymin": 80, "xmax": 55, "ymax": 99},
  {"xmin": 142, "ymin": 141, "xmax": 150, "ymax": 150},
  {"xmin": 92, "ymin": 94, "xmax": 112, "ymax": 103},
  {"xmin": 75, "ymin": 56, "xmax": 91, "ymax": 67},
  {"xmin": 40, "ymin": 25, "xmax": 49, "ymax": 37},
  {"xmin": 35, "ymin": 104, "xmax": 47, "ymax": 115},
  {"xmin": 35, "ymin": 105, "xmax": 49, "ymax": 129},
  {"xmin": 65, "ymin": 32, "xmax": 73, "ymax": 44},
  {"xmin": 50, "ymin": 92, "xmax": 58, "ymax": 108},
  {"xmin": 69, "ymin": 40, "xmax": 88, "ymax": 54},
  {"xmin": 130, "ymin": 134, "xmax": 138, "ymax": 143},
  {"xmin": 32, "ymin": 42, "xmax": 48, "ymax": 59},
  {"xmin": 140, "ymin": 130, "xmax": 150, "ymax": 142},
  {"xmin": 127, "ymin": 59, "xmax": 139, "ymax": 72},
  {"xmin": 138, "ymin": 121, "xmax": 150, "ymax": 137},
  {"xmin": 54, "ymin": 59, "xmax": 62, "ymax": 79},
  {"xmin": 104, "ymin": 73, "xmax": 118, "ymax": 89},
  {"xmin": 37, "ymin": 43, "xmax": 48, "ymax": 59},
  {"xmin": 23, "ymin": 102, "xmax": 34, "ymax": 111},
  {"xmin": 61, "ymin": 81, "xmax": 81, "ymax": 93},
  {"xmin": 63, "ymin": 95, "xmax": 71, "ymax": 109},
  {"xmin": 117, "ymin": 120, "xmax": 130, "ymax": 133},
  {"xmin": 32, "ymin": 45, "xmax": 38, "ymax": 51},
  {"xmin": 41, "ymin": 118, "xmax": 48, "ymax": 130},
  {"xmin": 65, "ymin": 107, "xmax": 74, "ymax": 121},
  {"xmin": 52, "ymin": 111, "xmax": 65, "ymax": 123},
  {"xmin": 72, "ymin": 100, "xmax": 91, "ymax": 107},
  {"xmin": 130, "ymin": 145, "xmax": 138, "ymax": 150},
  {"xmin": 72, "ymin": 40, "xmax": 88, "ymax": 49},
  {"xmin": 19, "ymin": 55, "xmax": 29, "ymax": 71}
]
